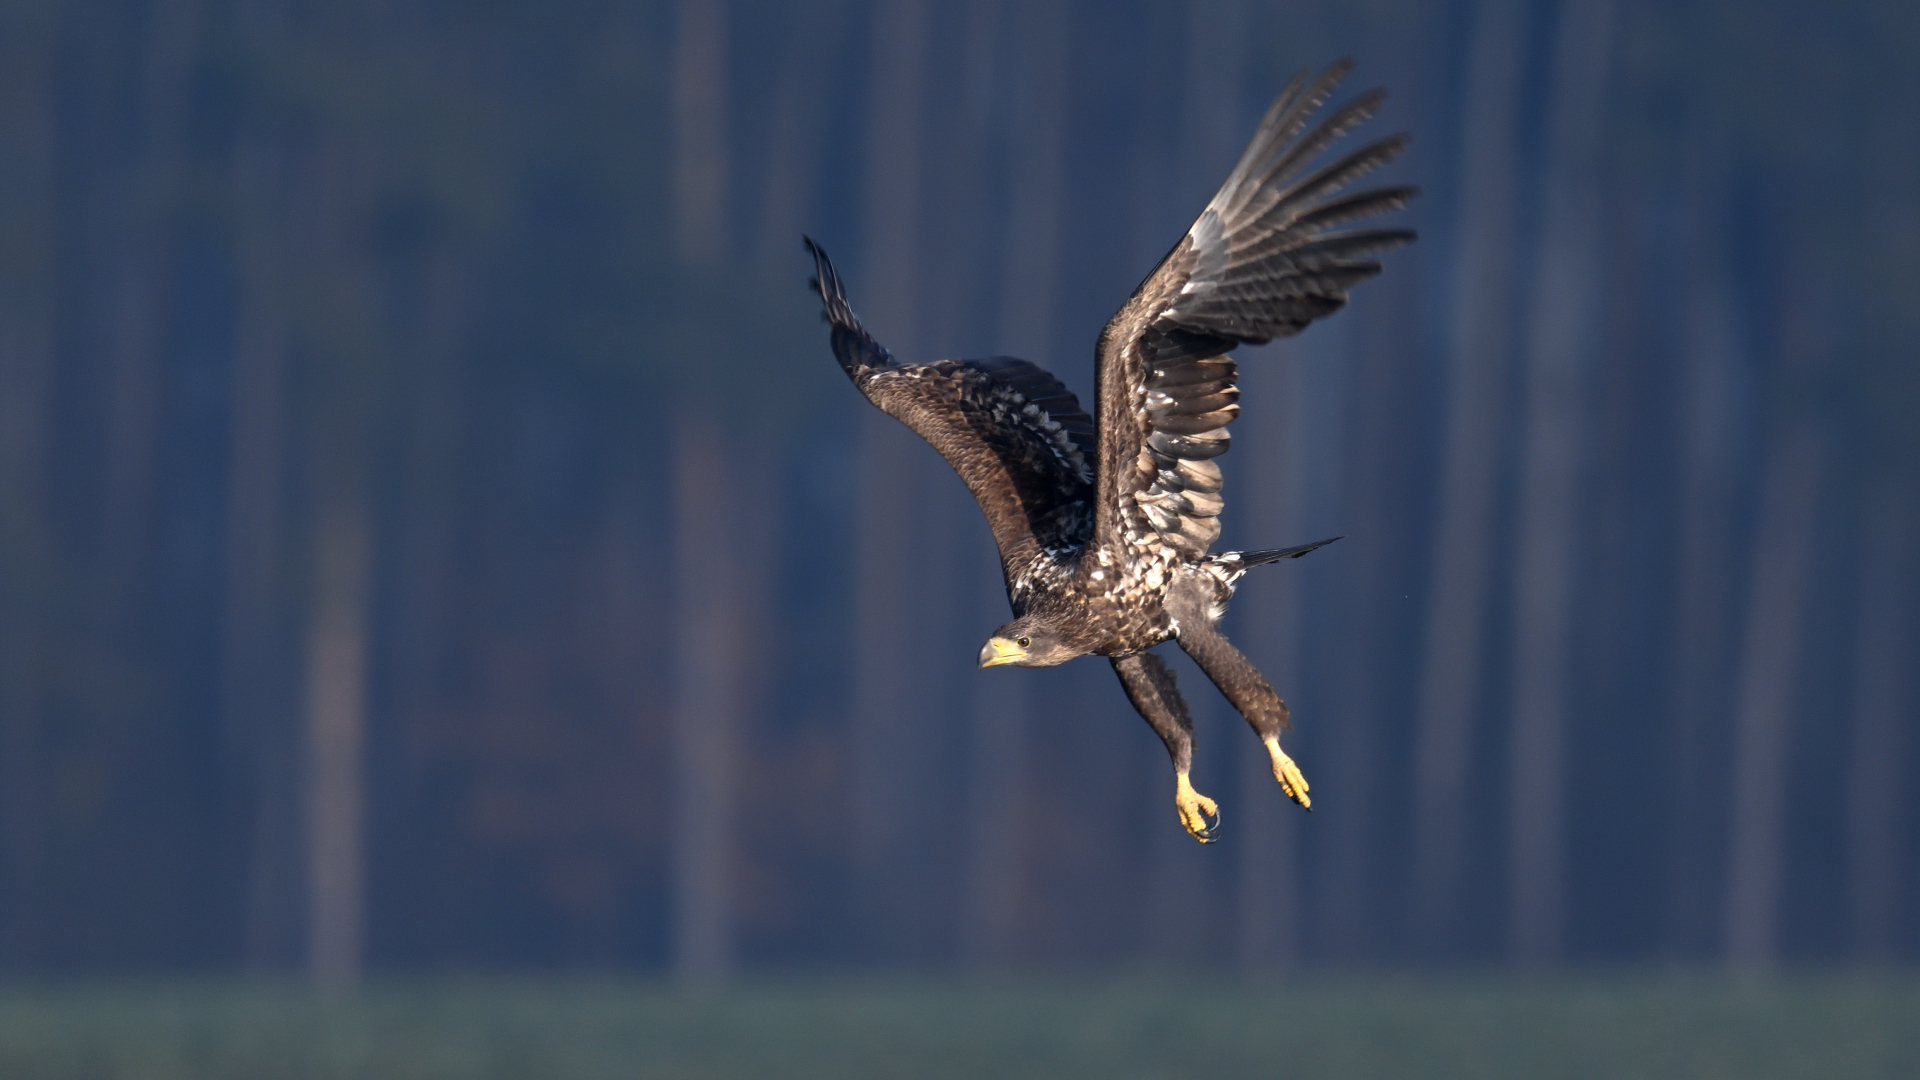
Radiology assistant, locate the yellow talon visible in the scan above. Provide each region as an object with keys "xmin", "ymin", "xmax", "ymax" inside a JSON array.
[
  {"xmin": 1264, "ymin": 737, "xmax": 1311, "ymax": 810},
  {"xmin": 1175, "ymin": 773, "xmax": 1220, "ymax": 842}
]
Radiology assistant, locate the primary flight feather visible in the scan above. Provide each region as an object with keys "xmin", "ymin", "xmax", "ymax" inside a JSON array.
[{"xmin": 808, "ymin": 60, "xmax": 1415, "ymax": 841}]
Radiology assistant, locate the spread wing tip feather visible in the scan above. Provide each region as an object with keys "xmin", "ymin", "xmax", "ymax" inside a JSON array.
[
  {"xmin": 803, "ymin": 235, "xmax": 859, "ymax": 329},
  {"xmin": 803, "ymin": 236, "xmax": 895, "ymax": 375},
  {"xmin": 1218, "ymin": 59, "xmax": 1364, "ymax": 206}
]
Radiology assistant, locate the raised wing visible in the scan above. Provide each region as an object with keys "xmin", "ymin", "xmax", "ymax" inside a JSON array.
[
  {"xmin": 1093, "ymin": 61, "xmax": 1416, "ymax": 557},
  {"xmin": 807, "ymin": 239, "xmax": 1096, "ymax": 586}
]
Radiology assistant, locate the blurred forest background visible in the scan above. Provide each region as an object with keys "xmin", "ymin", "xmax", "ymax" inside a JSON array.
[{"xmin": 0, "ymin": 0, "xmax": 1914, "ymax": 986}]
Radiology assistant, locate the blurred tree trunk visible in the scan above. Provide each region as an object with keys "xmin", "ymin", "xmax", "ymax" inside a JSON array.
[
  {"xmin": 1313, "ymin": 2, "xmax": 1450, "ymax": 963},
  {"xmin": 1846, "ymin": 485, "xmax": 1913, "ymax": 961},
  {"xmin": 1843, "ymin": 68, "xmax": 1920, "ymax": 964},
  {"xmin": 1506, "ymin": 0, "xmax": 1615, "ymax": 965},
  {"xmin": 1661, "ymin": 127, "xmax": 1750, "ymax": 960},
  {"xmin": 672, "ymin": 0, "xmax": 729, "ymax": 267},
  {"xmin": 227, "ymin": 134, "xmax": 303, "ymax": 968},
  {"xmin": 592, "ymin": 451, "xmax": 661, "ymax": 967},
  {"xmin": 1317, "ymin": 312, "xmax": 1393, "ymax": 963},
  {"xmin": 754, "ymin": 0, "xmax": 848, "ymax": 271},
  {"xmin": 1235, "ymin": 339, "xmax": 1304, "ymax": 973},
  {"xmin": 376, "ymin": 246, "xmax": 474, "ymax": 964},
  {"xmin": 0, "ymin": 6, "xmax": 56, "ymax": 966},
  {"xmin": 850, "ymin": 0, "xmax": 933, "ymax": 965},
  {"xmin": 300, "ymin": 140, "xmax": 375, "ymax": 990},
  {"xmin": 1176, "ymin": 0, "xmax": 1245, "ymax": 205},
  {"xmin": 669, "ymin": 0, "xmax": 739, "ymax": 983},
  {"xmin": 669, "ymin": 415, "xmax": 745, "ymax": 982},
  {"xmin": 1723, "ymin": 149, "xmax": 1842, "ymax": 969},
  {"xmin": 1406, "ymin": 0, "xmax": 1529, "ymax": 961},
  {"xmin": 922, "ymin": 0, "xmax": 1000, "ymax": 356},
  {"xmin": 1723, "ymin": 425, "xmax": 1824, "ymax": 970},
  {"xmin": 304, "ymin": 485, "xmax": 373, "ymax": 988},
  {"xmin": 97, "ymin": 0, "xmax": 195, "ymax": 614}
]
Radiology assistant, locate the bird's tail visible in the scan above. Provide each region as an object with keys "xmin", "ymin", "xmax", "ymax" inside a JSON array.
[
  {"xmin": 1232, "ymin": 536, "xmax": 1344, "ymax": 567},
  {"xmin": 1203, "ymin": 536, "xmax": 1342, "ymax": 591}
]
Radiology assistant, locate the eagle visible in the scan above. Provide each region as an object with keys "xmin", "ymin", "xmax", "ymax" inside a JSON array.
[{"xmin": 807, "ymin": 61, "xmax": 1414, "ymax": 842}]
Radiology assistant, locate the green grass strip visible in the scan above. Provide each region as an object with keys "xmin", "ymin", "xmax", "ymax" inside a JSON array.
[{"xmin": 0, "ymin": 971, "xmax": 1914, "ymax": 1080}]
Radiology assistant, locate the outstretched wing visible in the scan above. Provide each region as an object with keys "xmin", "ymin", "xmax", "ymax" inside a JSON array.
[
  {"xmin": 1093, "ymin": 61, "xmax": 1416, "ymax": 558},
  {"xmin": 807, "ymin": 239, "xmax": 1096, "ymax": 587}
]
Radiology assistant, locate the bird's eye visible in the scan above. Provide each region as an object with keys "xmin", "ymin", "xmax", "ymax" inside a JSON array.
[{"xmin": 1017, "ymin": 636, "xmax": 1031, "ymax": 648}]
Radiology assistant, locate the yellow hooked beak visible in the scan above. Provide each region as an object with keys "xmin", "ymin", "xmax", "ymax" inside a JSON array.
[{"xmin": 978, "ymin": 637, "xmax": 1028, "ymax": 668}]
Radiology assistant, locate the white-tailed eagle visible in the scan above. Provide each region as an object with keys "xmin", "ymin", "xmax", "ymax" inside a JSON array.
[{"xmin": 808, "ymin": 60, "xmax": 1414, "ymax": 841}]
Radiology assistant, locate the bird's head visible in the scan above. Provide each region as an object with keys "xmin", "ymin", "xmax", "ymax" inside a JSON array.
[{"xmin": 978, "ymin": 616, "xmax": 1077, "ymax": 668}]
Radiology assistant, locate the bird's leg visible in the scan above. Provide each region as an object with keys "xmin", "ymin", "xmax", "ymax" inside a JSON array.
[
  {"xmin": 1168, "ymin": 572, "xmax": 1311, "ymax": 810},
  {"xmin": 1111, "ymin": 652, "xmax": 1219, "ymax": 843}
]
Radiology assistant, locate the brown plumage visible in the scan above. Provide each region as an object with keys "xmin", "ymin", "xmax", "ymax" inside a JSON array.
[{"xmin": 808, "ymin": 60, "xmax": 1414, "ymax": 841}]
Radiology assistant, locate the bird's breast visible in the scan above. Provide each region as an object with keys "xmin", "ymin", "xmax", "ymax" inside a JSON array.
[{"xmin": 1059, "ymin": 555, "xmax": 1179, "ymax": 655}]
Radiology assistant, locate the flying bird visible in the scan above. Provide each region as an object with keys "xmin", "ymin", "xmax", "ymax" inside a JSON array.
[{"xmin": 807, "ymin": 61, "xmax": 1414, "ymax": 842}]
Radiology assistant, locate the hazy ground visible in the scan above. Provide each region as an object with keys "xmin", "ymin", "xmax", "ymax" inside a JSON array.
[{"xmin": 0, "ymin": 971, "xmax": 1913, "ymax": 1079}]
